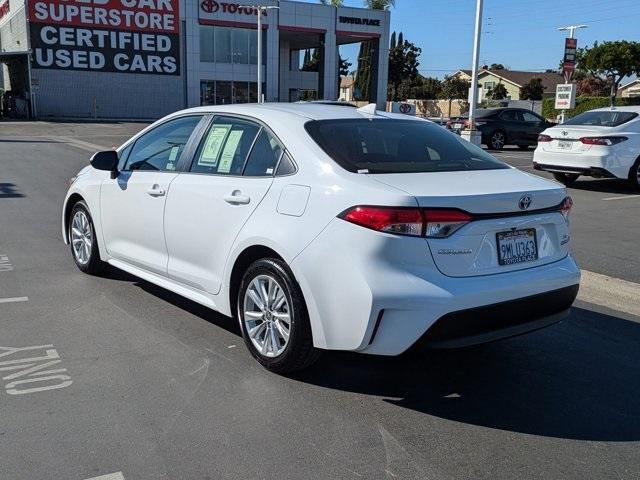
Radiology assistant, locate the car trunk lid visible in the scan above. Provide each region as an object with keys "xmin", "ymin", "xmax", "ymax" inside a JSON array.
[{"xmin": 540, "ymin": 126, "xmax": 609, "ymax": 154}]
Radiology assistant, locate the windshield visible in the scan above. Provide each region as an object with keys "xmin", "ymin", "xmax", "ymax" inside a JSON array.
[
  {"xmin": 305, "ymin": 118, "xmax": 510, "ymax": 174},
  {"xmin": 563, "ymin": 110, "xmax": 638, "ymax": 127}
]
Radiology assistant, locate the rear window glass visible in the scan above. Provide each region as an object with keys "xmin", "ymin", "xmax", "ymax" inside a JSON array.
[
  {"xmin": 304, "ymin": 119, "xmax": 509, "ymax": 174},
  {"xmin": 563, "ymin": 110, "xmax": 638, "ymax": 127}
]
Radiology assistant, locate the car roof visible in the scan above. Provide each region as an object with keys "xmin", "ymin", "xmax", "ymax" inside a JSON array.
[
  {"xmin": 170, "ymin": 102, "xmax": 426, "ymax": 123},
  {"xmin": 589, "ymin": 106, "xmax": 640, "ymax": 113}
]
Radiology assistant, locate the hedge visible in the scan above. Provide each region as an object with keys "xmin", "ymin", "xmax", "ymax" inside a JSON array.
[{"xmin": 542, "ymin": 96, "xmax": 640, "ymax": 120}]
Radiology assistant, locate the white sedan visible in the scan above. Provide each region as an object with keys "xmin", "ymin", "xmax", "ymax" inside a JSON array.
[
  {"xmin": 533, "ymin": 106, "xmax": 640, "ymax": 190},
  {"xmin": 62, "ymin": 103, "xmax": 580, "ymax": 373}
]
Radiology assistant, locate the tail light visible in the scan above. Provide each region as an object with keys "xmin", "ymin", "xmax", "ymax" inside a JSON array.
[
  {"xmin": 579, "ymin": 136, "xmax": 627, "ymax": 146},
  {"xmin": 537, "ymin": 134, "xmax": 552, "ymax": 142},
  {"xmin": 339, "ymin": 206, "xmax": 472, "ymax": 238},
  {"xmin": 559, "ymin": 196, "xmax": 573, "ymax": 221}
]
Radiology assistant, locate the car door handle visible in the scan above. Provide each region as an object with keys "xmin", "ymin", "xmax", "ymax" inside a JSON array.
[
  {"xmin": 147, "ymin": 185, "xmax": 166, "ymax": 197},
  {"xmin": 224, "ymin": 191, "xmax": 251, "ymax": 205}
]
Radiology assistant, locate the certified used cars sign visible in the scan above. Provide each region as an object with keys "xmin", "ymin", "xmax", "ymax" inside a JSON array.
[{"xmin": 28, "ymin": 0, "xmax": 180, "ymax": 75}]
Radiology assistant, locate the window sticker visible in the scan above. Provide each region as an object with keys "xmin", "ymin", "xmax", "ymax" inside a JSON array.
[
  {"xmin": 218, "ymin": 129, "xmax": 244, "ymax": 174},
  {"xmin": 199, "ymin": 125, "xmax": 232, "ymax": 166}
]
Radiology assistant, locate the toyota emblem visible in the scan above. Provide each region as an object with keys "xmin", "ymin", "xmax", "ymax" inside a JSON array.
[
  {"xmin": 200, "ymin": 0, "xmax": 219, "ymax": 13},
  {"xmin": 519, "ymin": 195, "xmax": 532, "ymax": 210},
  {"xmin": 561, "ymin": 130, "xmax": 568, "ymax": 136},
  {"xmin": 399, "ymin": 103, "xmax": 411, "ymax": 114}
]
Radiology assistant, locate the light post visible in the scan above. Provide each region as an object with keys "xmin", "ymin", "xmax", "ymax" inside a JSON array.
[
  {"xmin": 557, "ymin": 24, "xmax": 586, "ymax": 122},
  {"xmin": 239, "ymin": 3, "xmax": 279, "ymax": 103},
  {"xmin": 461, "ymin": 0, "xmax": 483, "ymax": 146}
]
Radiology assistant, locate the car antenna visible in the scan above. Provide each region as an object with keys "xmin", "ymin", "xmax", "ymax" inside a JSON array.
[{"xmin": 357, "ymin": 103, "xmax": 378, "ymax": 116}]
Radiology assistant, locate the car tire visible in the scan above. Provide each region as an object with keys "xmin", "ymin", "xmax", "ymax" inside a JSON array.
[
  {"xmin": 489, "ymin": 130, "xmax": 506, "ymax": 150},
  {"xmin": 552, "ymin": 172, "xmax": 579, "ymax": 186},
  {"xmin": 68, "ymin": 201, "xmax": 107, "ymax": 275},
  {"xmin": 238, "ymin": 258, "xmax": 320, "ymax": 374},
  {"xmin": 628, "ymin": 157, "xmax": 640, "ymax": 191}
]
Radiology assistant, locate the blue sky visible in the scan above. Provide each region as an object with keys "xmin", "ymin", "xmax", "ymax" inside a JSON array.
[{"xmin": 302, "ymin": 0, "xmax": 640, "ymax": 79}]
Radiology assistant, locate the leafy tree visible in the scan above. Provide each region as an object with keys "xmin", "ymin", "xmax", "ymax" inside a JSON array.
[
  {"xmin": 388, "ymin": 35, "xmax": 421, "ymax": 100},
  {"xmin": 490, "ymin": 63, "xmax": 505, "ymax": 70},
  {"xmin": 301, "ymin": 49, "xmax": 319, "ymax": 72},
  {"xmin": 390, "ymin": 31, "xmax": 396, "ymax": 49},
  {"xmin": 576, "ymin": 75, "xmax": 611, "ymax": 97},
  {"xmin": 577, "ymin": 40, "xmax": 640, "ymax": 105},
  {"xmin": 319, "ymin": 0, "xmax": 343, "ymax": 5},
  {"xmin": 398, "ymin": 32, "xmax": 404, "ymax": 46},
  {"xmin": 364, "ymin": 0, "xmax": 395, "ymax": 9},
  {"xmin": 487, "ymin": 82, "xmax": 508, "ymax": 100},
  {"xmin": 354, "ymin": 41, "xmax": 372, "ymax": 101},
  {"xmin": 520, "ymin": 78, "xmax": 545, "ymax": 100},
  {"xmin": 394, "ymin": 76, "xmax": 441, "ymax": 100},
  {"xmin": 438, "ymin": 75, "xmax": 470, "ymax": 116}
]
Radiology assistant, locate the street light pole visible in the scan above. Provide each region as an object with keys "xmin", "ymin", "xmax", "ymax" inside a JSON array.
[
  {"xmin": 239, "ymin": 3, "xmax": 279, "ymax": 103},
  {"xmin": 557, "ymin": 24, "xmax": 586, "ymax": 122},
  {"xmin": 462, "ymin": 0, "xmax": 483, "ymax": 146}
]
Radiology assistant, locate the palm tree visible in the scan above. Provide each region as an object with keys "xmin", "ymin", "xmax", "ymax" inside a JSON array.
[
  {"xmin": 319, "ymin": 0, "xmax": 344, "ymax": 6},
  {"xmin": 364, "ymin": 0, "xmax": 395, "ymax": 9}
]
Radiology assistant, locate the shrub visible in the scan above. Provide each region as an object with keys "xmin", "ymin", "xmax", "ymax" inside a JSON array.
[{"xmin": 542, "ymin": 96, "xmax": 640, "ymax": 120}]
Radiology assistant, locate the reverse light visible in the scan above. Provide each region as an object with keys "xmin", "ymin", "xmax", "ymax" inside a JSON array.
[
  {"xmin": 537, "ymin": 134, "xmax": 552, "ymax": 142},
  {"xmin": 423, "ymin": 209, "xmax": 472, "ymax": 238},
  {"xmin": 559, "ymin": 196, "xmax": 573, "ymax": 222},
  {"xmin": 579, "ymin": 136, "xmax": 627, "ymax": 146},
  {"xmin": 340, "ymin": 206, "xmax": 423, "ymax": 237}
]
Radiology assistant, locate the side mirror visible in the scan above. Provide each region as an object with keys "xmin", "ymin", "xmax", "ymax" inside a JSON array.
[{"xmin": 90, "ymin": 150, "xmax": 119, "ymax": 179}]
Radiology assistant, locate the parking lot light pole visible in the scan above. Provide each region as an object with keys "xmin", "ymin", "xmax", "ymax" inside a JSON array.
[
  {"xmin": 239, "ymin": 4, "xmax": 280, "ymax": 103},
  {"xmin": 462, "ymin": 0, "xmax": 483, "ymax": 146}
]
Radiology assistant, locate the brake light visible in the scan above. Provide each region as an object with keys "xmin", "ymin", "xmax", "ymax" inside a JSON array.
[
  {"xmin": 423, "ymin": 209, "xmax": 472, "ymax": 238},
  {"xmin": 339, "ymin": 207, "xmax": 472, "ymax": 238},
  {"xmin": 579, "ymin": 136, "xmax": 627, "ymax": 146},
  {"xmin": 559, "ymin": 196, "xmax": 573, "ymax": 221},
  {"xmin": 537, "ymin": 134, "xmax": 552, "ymax": 142},
  {"xmin": 340, "ymin": 206, "xmax": 423, "ymax": 237}
]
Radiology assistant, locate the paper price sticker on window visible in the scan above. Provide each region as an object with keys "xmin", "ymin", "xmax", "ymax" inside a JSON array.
[
  {"xmin": 199, "ymin": 125, "xmax": 231, "ymax": 166},
  {"xmin": 218, "ymin": 130, "xmax": 244, "ymax": 174}
]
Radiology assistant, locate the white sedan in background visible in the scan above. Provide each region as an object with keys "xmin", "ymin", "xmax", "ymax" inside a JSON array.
[
  {"xmin": 62, "ymin": 103, "xmax": 580, "ymax": 373},
  {"xmin": 533, "ymin": 106, "xmax": 640, "ymax": 190}
]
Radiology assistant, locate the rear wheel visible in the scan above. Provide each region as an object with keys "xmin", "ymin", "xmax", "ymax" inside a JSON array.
[
  {"xmin": 69, "ymin": 201, "xmax": 106, "ymax": 275},
  {"xmin": 238, "ymin": 258, "xmax": 319, "ymax": 374},
  {"xmin": 552, "ymin": 172, "xmax": 579, "ymax": 186},
  {"xmin": 489, "ymin": 130, "xmax": 506, "ymax": 150},
  {"xmin": 628, "ymin": 158, "xmax": 640, "ymax": 191}
]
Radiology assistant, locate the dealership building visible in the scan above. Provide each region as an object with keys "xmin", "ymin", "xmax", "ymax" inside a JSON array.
[{"xmin": 0, "ymin": 0, "xmax": 390, "ymax": 119}]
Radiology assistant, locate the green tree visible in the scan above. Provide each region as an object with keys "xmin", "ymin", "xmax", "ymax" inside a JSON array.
[
  {"xmin": 395, "ymin": 76, "xmax": 441, "ymax": 100},
  {"xmin": 487, "ymin": 82, "xmax": 508, "ymax": 100},
  {"xmin": 388, "ymin": 35, "xmax": 421, "ymax": 100},
  {"xmin": 397, "ymin": 32, "xmax": 404, "ymax": 46},
  {"xmin": 301, "ymin": 48, "xmax": 319, "ymax": 72},
  {"xmin": 364, "ymin": 0, "xmax": 395, "ymax": 9},
  {"xmin": 319, "ymin": 0, "xmax": 343, "ymax": 5},
  {"xmin": 577, "ymin": 40, "xmax": 640, "ymax": 105},
  {"xmin": 354, "ymin": 41, "xmax": 372, "ymax": 101},
  {"xmin": 576, "ymin": 75, "xmax": 611, "ymax": 96},
  {"xmin": 390, "ymin": 31, "xmax": 396, "ymax": 49},
  {"xmin": 438, "ymin": 75, "xmax": 470, "ymax": 117},
  {"xmin": 520, "ymin": 78, "xmax": 545, "ymax": 100},
  {"xmin": 489, "ymin": 63, "xmax": 505, "ymax": 70}
]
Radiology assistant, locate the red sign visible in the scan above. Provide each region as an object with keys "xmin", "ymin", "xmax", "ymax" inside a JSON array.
[
  {"xmin": 563, "ymin": 37, "xmax": 577, "ymax": 81},
  {"xmin": 200, "ymin": 1, "xmax": 265, "ymax": 16},
  {"xmin": 0, "ymin": 0, "xmax": 10, "ymax": 22}
]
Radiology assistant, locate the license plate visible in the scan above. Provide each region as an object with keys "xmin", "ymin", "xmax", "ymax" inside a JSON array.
[
  {"xmin": 496, "ymin": 229, "xmax": 538, "ymax": 266},
  {"xmin": 557, "ymin": 140, "xmax": 573, "ymax": 150},
  {"xmin": 453, "ymin": 123, "xmax": 463, "ymax": 129}
]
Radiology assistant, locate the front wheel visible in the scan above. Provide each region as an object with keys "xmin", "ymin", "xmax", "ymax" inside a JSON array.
[
  {"xmin": 68, "ymin": 201, "xmax": 106, "ymax": 274},
  {"xmin": 552, "ymin": 172, "xmax": 579, "ymax": 186},
  {"xmin": 628, "ymin": 158, "xmax": 640, "ymax": 191},
  {"xmin": 238, "ymin": 258, "xmax": 319, "ymax": 374},
  {"xmin": 489, "ymin": 130, "xmax": 506, "ymax": 150}
]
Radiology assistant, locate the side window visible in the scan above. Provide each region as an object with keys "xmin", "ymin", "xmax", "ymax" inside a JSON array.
[
  {"xmin": 499, "ymin": 110, "xmax": 519, "ymax": 122},
  {"xmin": 275, "ymin": 152, "xmax": 297, "ymax": 176},
  {"xmin": 191, "ymin": 117, "xmax": 260, "ymax": 175},
  {"xmin": 124, "ymin": 116, "xmax": 203, "ymax": 172},
  {"xmin": 522, "ymin": 111, "xmax": 542, "ymax": 123},
  {"xmin": 243, "ymin": 129, "xmax": 283, "ymax": 176}
]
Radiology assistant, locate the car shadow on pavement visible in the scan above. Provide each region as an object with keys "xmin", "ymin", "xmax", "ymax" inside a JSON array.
[
  {"xmin": 569, "ymin": 178, "xmax": 638, "ymax": 194},
  {"xmin": 0, "ymin": 183, "xmax": 25, "ymax": 198},
  {"xmin": 295, "ymin": 306, "xmax": 640, "ymax": 442}
]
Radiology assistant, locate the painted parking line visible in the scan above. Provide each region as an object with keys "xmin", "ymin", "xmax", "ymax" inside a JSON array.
[
  {"xmin": 578, "ymin": 270, "xmax": 640, "ymax": 318},
  {"xmin": 85, "ymin": 473, "xmax": 125, "ymax": 480},
  {"xmin": 602, "ymin": 194, "xmax": 640, "ymax": 201},
  {"xmin": 0, "ymin": 296, "xmax": 29, "ymax": 304}
]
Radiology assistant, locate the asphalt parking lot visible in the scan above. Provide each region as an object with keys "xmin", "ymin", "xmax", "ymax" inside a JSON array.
[{"xmin": 0, "ymin": 121, "xmax": 639, "ymax": 480}]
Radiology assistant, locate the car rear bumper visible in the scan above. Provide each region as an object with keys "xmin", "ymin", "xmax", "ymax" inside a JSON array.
[
  {"xmin": 291, "ymin": 218, "xmax": 581, "ymax": 356},
  {"xmin": 533, "ymin": 148, "xmax": 633, "ymax": 179}
]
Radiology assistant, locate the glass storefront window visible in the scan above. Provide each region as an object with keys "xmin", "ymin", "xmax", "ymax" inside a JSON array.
[
  {"xmin": 216, "ymin": 81, "xmax": 232, "ymax": 105},
  {"xmin": 234, "ymin": 82, "xmax": 249, "ymax": 104},
  {"xmin": 215, "ymin": 27, "xmax": 232, "ymax": 63},
  {"xmin": 200, "ymin": 80, "xmax": 215, "ymax": 105},
  {"xmin": 233, "ymin": 29, "xmax": 249, "ymax": 64},
  {"xmin": 199, "ymin": 25, "xmax": 215, "ymax": 63},
  {"xmin": 200, "ymin": 81, "xmax": 265, "ymax": 105}
]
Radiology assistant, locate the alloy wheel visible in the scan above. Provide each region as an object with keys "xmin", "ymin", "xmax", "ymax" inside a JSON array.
[
  {"xmin": 492, "ymin": 131, "xmax": 505, "ymax": 149},
  {"xmin": 243, "ymin": 274, "xmax": 291, "ymax": 358},
  {"xmin": 71, "ymin": 210, "xmax": 92, "ymax": 265}
]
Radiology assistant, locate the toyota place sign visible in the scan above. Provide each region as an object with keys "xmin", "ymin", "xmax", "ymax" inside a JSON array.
[{"xmin": 29, "ymin": 0, "xmax": 180, "ymax": 75}]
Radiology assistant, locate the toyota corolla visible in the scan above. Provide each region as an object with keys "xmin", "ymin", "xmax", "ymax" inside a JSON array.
[{"xmin": 62, "ymin": 103, "xmax": 580, "ymax": 373}]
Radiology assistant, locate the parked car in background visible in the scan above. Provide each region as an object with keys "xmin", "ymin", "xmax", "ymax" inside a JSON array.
[
  {"xmin": 447, "ymin": 108, "xmax": 553, "ymax": 150},
  {"xmin": 62, "ymin": 103, "xmax": 580, "ymax": 374},
  {"xmin": 533, "ymin": 106, "xmax": 640, "ymax": 190}
]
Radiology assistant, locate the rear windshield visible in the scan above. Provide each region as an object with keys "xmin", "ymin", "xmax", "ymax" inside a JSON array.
[
  {"xmin": 304, "ymin": 119, "xmax": 509, "ymax": 174},
  {"xmin": 563, "ymin": 110, "xmax": 638, "ymax": 127}
]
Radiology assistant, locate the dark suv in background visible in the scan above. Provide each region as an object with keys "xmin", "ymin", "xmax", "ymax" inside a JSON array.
[{"xmin": 447, "ymin": 108, "xmax": 553, "ymax": 150}]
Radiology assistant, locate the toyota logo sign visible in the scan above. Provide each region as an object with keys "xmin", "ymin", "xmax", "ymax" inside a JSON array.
[
  {"xmin": 399, "ymin": 103, "xmax": 411, "ymax": 114},
  {"xmin": 200, "ymin": 0, "xmax": 219, "ymax": 13},
  {"xmin": 518, "ymin": 195, "xmax": 532, "ymax": 211}
]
